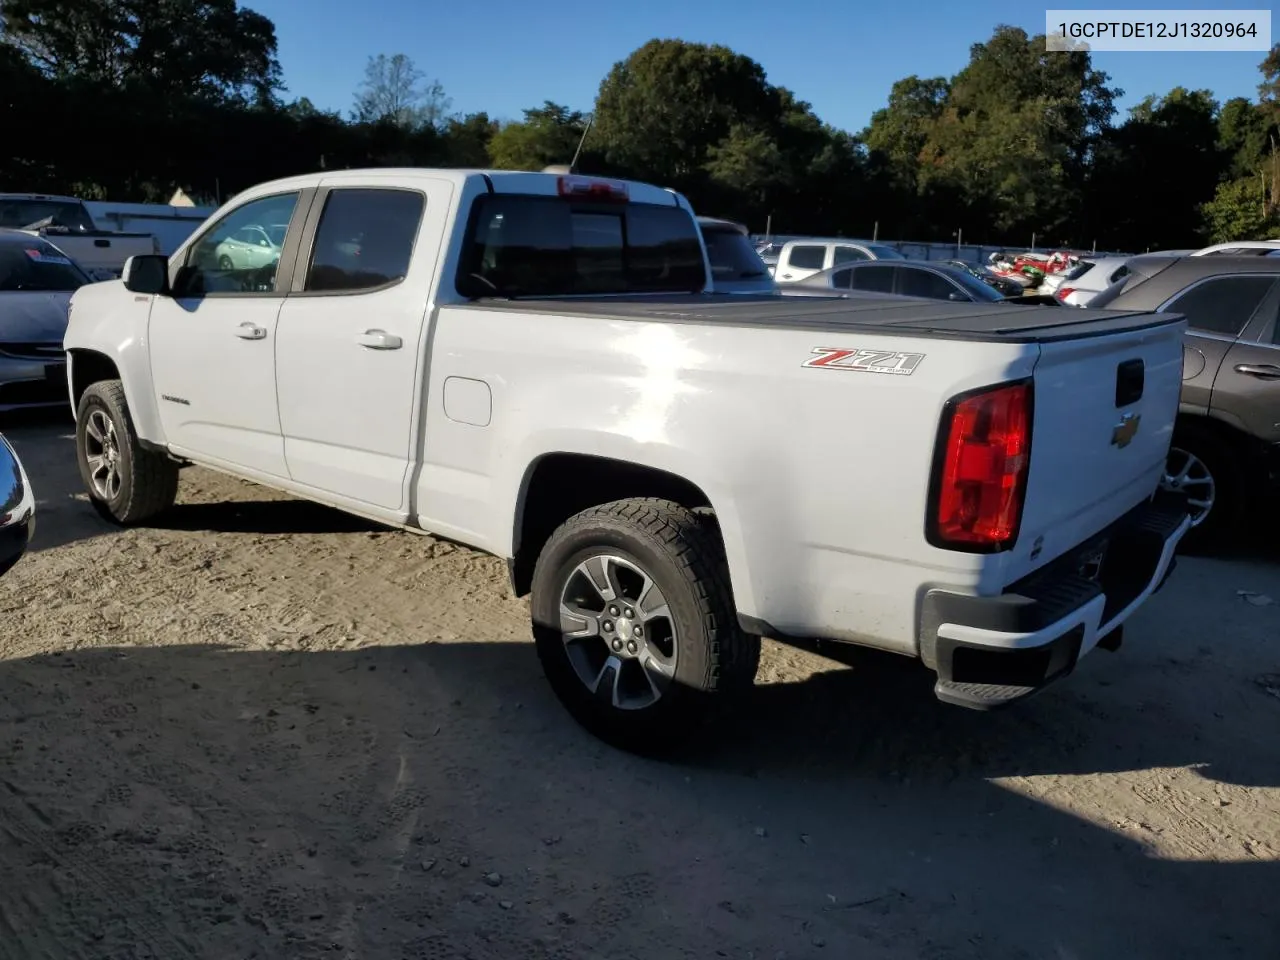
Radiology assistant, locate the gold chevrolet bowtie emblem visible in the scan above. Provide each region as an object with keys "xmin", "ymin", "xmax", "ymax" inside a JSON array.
[{"xmin": 1111, "ymin": 413, "xmax": 1141, "ymax": 448}]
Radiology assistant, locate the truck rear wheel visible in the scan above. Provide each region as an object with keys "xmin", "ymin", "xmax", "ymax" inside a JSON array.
[
  {"xmin": 76, "ymin": 380, "xmax": 179, "ymax": 526},
  {"xmin": 529, "ymin": 497, "xmax": 760, "ymax": 754}
]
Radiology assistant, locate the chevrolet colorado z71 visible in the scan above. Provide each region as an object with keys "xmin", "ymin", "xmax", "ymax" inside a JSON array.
[{"xmin": 62, "ymin": 168, "xmax": 1191, "ymax": 751}]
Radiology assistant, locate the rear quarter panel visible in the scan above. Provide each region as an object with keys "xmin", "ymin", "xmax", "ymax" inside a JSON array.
[{"xmin": 416, "ymin": 306, "xmax": 1038, "ymax": 653}]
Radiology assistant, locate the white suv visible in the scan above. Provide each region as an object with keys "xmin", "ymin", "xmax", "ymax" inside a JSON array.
[{"xmin": 773, "ymin": 238, "xmax": 905, "ymax": 283}]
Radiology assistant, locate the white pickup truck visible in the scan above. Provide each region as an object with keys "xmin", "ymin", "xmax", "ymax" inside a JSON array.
[
  {"xmin": 0, "ymin": 193, "xmax": 159, "ymax": 279},
  {"xmin": 62, "ymin": 168, "xmax": 1192, "ymax": 752}
]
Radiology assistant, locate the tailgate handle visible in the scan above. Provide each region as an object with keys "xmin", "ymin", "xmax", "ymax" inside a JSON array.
[
  {"xmin": 1115, "ymin": 358, "xmax": 1144, "ymax": 407},
  {"xmin": 94, "ymin": 238, "xmax": 110, "ymax": 248}
]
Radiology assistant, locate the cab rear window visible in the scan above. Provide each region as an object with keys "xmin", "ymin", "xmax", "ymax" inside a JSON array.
[{"xmin": 455, "ymin": 195, "xmax": 707, "ymax": 298}]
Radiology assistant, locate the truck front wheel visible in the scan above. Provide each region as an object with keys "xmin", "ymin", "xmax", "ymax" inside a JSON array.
[
  {"xmin": 529, "ymin": 497, "xmax": 760, "ymax": 754},
  {"xmin": 75, "ymin": 380, "xmax": 179, "ymax": 525}
]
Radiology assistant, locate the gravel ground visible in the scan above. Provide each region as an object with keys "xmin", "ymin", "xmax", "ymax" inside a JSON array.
[{"xmin": 0, "ymin": 412, "xmax": 1277, "ymax": 960}]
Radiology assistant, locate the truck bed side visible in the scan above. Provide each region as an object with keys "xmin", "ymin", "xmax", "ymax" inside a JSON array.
[{"xmin": 416, "ymin": 303, "xmax": 1042, "ymax": 653}]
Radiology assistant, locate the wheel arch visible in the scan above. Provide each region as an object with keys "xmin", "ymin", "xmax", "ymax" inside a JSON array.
[
  {"xmin": 507, "ymin": 450, "xmax": 755, "ymax": 615},
  {"xmin": 66, "ymin": 347, "xmax": 165, "ymax": 446}
]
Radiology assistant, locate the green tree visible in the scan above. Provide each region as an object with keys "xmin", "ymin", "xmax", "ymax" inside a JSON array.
[
  {"xmin": 1202, "ymin": 175, "xmax": 1280, "ymax": 242},
  {"xmin": 1086, "ymin": 87, "xmax": 1224, "ymax": 249},
  {"xmin": 444, "ymin": 111, "xmax": 499, "ymax": 167},
  {"xmin": 916, "ymin": 25, "xmax": 1119, "ymax": 238},
  {"xmin": 862, "ymin": 75, "xmax": 949, "ymax": 189},
  {"xmin": 1218, "ymin": 96, "xmax": 1271, "ymax": 178},
  {"xmin": 487, "ymin": 102, "xmax": 588, "ymax": 170},
  {"xmin": 591, "ymin": 39, "xmax": 777, "ymax": 185},
  {"xmin": 0, "ymin": 0, "xmax": 282, "ymax": 103},
  {"xmin": 351, "ymin": 53, "xmax": 449, "ymax": 130}
]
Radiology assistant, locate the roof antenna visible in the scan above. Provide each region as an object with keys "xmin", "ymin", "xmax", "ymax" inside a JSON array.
[
  {"xmin": 542, "ymin": 114, "xmax": 594, "ymax": 176},
  {"xmin": 568, "ymin": 114, "xmax": 593, "ymax": 173}
]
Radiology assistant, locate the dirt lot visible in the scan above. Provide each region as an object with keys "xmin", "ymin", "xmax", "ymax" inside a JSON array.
[{"xmin": 0, "ymin": 414, "xmax": 1276, "ymax": 960}]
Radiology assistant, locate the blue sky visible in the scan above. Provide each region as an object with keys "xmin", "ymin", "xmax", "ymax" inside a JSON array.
[{"xmin": 248, "ymin": 0, "xmax": 1277, "ymax": 132}]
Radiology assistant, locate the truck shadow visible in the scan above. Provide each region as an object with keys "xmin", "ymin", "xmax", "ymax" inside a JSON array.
[
  {"xmin": 0, "ymin": 418, "xmax": 386, "ymax": 553},
  {"xmin": 0, "ymin": 640, "xmax": 1273, "ymax": 959},
  {"xmin": 150, "ymin": 494, "xmax": 385, "ymax": 536}
]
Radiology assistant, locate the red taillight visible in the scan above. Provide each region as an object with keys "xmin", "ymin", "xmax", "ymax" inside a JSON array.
[
  {"xmin": 1055, "ymin": 286, "xmax": 1074, "ymax": 300},
  {"xmin": 930, "ymin": 381, "xmax": 1033, "ymax": 550},
  {"xmin": 557, "ymin": 175, "xmax": 629, "ymax": 202}
]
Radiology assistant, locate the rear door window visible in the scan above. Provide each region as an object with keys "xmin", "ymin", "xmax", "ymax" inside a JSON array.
[
  {"xmin": 899, "ymin": 267, "xmax": 959, "ymax": 300},
  {"xmin": 1163, "ymin": 275, "xmax": 1279, "ymax": 337},
  {"xmin": 832, "ymin": 246, "xmax": 869, "ymax": 264},
  {"xmin": 786, "ymin": 245, "xmax": 826, "ymax": 270},
  {"xmin": 849, "ymin": 265, "xmax": 896, "ymax": 293},
  {"xmin": 305, "ymin": 188, "xmax": 425, "ymax": 293}
]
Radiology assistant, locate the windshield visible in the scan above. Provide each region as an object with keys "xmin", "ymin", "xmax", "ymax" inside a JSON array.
[
  {"xmin": 0, "ymin": 242, "xmax": 90, "ymax": 292},
  {"xmin": 456, "ymin": 195, "xmax": 707, "ymax": 298},
  {"xmin": 865, "ymin": 244, "xmax": 905, "ymax": 260},
  {"xmin": 701, "ymin": 225, "xmax": 768, "ymax": 280},
  {"xmin": 0, "ymin": 198, "xmax": 96, "ymax": 232},
  {"xmin": 1062, "ymin": 260, "xmax": 1095, "ymax": 281}
]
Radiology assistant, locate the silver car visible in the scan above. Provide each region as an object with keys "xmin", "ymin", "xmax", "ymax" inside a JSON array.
[
  {"xmin": 0, "ymin": 229, "xmax": 90, "ymax": 411},
  {"xmin": 0, "ymin": 433, "xmax": 34, "ymax": 577}
]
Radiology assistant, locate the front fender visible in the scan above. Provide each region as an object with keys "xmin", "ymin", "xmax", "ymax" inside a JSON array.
[{"xmin": 64, "ymin": 281, "xmax": 165, "ymax": 445}]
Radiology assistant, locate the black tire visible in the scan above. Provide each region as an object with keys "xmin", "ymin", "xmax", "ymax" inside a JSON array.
[
  {"xmin": 1165, "ymin": 427, "xmax": 1242, "ymax": 553},
  {"xmin": 218, "ymin": 254, "xmax": 234, "ymax": 271},
  {"xmin": 530, "ymin": 497, "xmax": 760, "ymax": 755},
  {"xmin": 75, "ymin": 380, "xmax": 179, "ymax": 525}
]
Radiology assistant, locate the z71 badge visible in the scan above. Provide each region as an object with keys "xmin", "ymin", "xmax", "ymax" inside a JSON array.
[{"xmin": 802, "ymin": 347, "xmax": 925, "ymax": 376}]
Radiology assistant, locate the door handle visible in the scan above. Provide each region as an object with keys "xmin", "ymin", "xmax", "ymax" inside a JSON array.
[
  {"xmin": 1234, "ymin": 363, "xmax": 1280, "ymax": 379},
  {"xmin": 235, "ymin": 322, "xmax": 266, "ymax": 340},
  {"xmin": 356, "ymin": 329, "xmax": 402, "ymax": 350}
]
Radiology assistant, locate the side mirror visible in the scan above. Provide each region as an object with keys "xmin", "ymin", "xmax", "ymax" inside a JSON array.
[
  {"xmin": 0, "ymin": 435, "xmax": 34, "ymax": 578},
  {"xmin": 948, "ymin": 291, "xmax": 970, "ymax": 302},
  {"xmin": 121, "ymin": 254, "xmax": 170, "ymax": 295}
]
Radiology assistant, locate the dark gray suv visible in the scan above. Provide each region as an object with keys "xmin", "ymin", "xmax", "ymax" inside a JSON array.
[{"xmin": 1091, "ymin": 255, "xmax": 1280, "ymax": 547}]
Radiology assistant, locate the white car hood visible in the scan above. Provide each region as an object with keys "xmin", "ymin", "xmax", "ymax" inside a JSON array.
[{"xmin": 0, "ymin": 291, "xmax": 73, "ymax": 343}]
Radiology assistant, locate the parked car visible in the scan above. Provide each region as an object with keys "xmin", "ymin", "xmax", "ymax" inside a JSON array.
[
  {"xmin": 697, "ymin": 217, "xmax": 775, "ymax": 294},
  {"xmin": 1190, "ymin": 240, "xmax": 1280, "ymax": 257},
  {"xmin": 1048, "ymin": 256, "xmax": 1132, "ymax": 307},
  {"xmin": 785, "ymin": 260, "xmax": 1061, "ymax": 305},
  {"xmin": 0, "ymin": 230, "xmax": 91, "ymax": 411},
  {"xmin": 65, "ymin": 168, "xmax": 1189, "ymax": 752},
  {"xmin": 1090, "ymin": 254, "xmax": 1280, "ymax": 546},
  {"xmin": 772, "ymin": 237, "xmax": 905, "ymax": 283},
  {"xmin": 0, "ymin": 192, "xmax": 159, "ymax": 279},
  {"xmin": 0, "ymin": 433, "xmax": 35, "ymax": 578},
  {"xmin": 213, "ymin": 222, "xmax": 287, "ymax": 272},
  {"xmin": 942, "ymin": 259, "xmax": 1025, "ymax": 297}
]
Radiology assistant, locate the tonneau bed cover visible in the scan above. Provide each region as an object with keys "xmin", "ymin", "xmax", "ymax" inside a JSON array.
[{"xmin": 457, "ymin": 293, "xmax": 1182, "ymax": 344}]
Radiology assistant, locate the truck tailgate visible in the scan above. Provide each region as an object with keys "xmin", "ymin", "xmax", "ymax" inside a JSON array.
[{"xmin": 1009, "ymin": 313, "xmax": 1186, "ymax": 581}]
